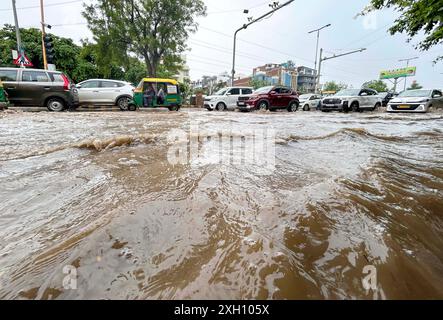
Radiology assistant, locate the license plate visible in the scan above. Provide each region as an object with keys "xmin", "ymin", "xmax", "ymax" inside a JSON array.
[{"xmin": 398, "ymin": 105, "xmax": 410, "ymax": 109}]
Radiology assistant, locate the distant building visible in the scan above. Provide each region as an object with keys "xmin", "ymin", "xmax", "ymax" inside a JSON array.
[
  {"xmin": 252, "ymin": 63, "xmax": 298, "ymax": 90},
  {"xmin": 176, "ymin": 55, "xmax": 190, "ymax": 83},
  {"xmin": 233, "ymin": 77, "xmax": 252, "ymax": 87},
  {"xmin": 296, "ymin": 66, "xmax": 317, "ymax": 93}
]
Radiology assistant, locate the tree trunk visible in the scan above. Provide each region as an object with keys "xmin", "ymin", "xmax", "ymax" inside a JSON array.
[{"xmin": 143, "ymin": 53, "xmax": 155, "ymax": 77}]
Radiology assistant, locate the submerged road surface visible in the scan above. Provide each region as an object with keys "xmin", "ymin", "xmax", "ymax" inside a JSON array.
[{"xmin": 0, "ymin": 109, "xmax": 442, "ymax": 299}]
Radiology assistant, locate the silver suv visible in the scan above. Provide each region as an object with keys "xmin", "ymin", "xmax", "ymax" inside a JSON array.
[
  {"xmin": 387, "ymin": 89, "xmax": 443, "ymax": 113},
  {"xmin": 76, "ymin": 79, "xmax": 135, "ymax": 111}
]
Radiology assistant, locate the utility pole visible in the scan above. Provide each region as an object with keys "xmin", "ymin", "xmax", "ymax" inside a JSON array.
[
  {"xmin": 11, "ymin": 0, "xmax": 22, "ymax": 52},
  {"xmin": 231, "ymin": 0, "xmax": 295, "ymax": 86},
  {"xmin": 316, "ymin": 48, "xmax": 366, "ymax": 93},
  {"xmin": 40, "ymin": 0, "xmax": 48, "ymax": 70},
  {"xmin": 399, "ymin": 56, "xmax": 418, "ymax": 91},
  {"xmin": 308, "ymin": 24, "xmax": 331, "ymax": 93}
]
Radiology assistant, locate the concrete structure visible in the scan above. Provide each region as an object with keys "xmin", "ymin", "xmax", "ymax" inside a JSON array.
[
  {"xmin": 233, "ymin": 77, "xmax": 252, "ymax": 87},
  {"xmin": 296, "ymin": 66, "xmax": 317, "ymax": 93},
  {"xmin": 176, "ymin": 55, "xmax": 190, "ymax": 83},
  {"xmin": 252, "ymin": 63, "xmax": 298, "ymax": 90}
]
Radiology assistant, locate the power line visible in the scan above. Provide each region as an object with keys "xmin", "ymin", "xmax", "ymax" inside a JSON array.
[
  {"xmin": 199, "ymin": 26, "xmax": 314, "ymax": 64},
  {"xmin": 0, "ymin": 0, "xmax": 84, "ymax": 11},
  {"xmin": 206, "ymin": 1, "xmax": 270, "ymax": 15}
]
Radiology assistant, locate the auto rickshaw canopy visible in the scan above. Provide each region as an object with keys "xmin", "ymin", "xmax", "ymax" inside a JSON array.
[{"xmin": 141, "ymin": 78, "xmax": 179, "ymax": 85}]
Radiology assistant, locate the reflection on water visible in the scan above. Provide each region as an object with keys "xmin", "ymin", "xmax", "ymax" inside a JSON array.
[{"xmin": 0, "ymin": 110, "xmax": 442, "ymax": 299}]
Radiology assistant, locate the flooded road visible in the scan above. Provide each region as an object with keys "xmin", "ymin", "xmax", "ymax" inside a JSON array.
[{"xmin": 0, "ymin": 109, "xmax": 442, "ymax": 299}]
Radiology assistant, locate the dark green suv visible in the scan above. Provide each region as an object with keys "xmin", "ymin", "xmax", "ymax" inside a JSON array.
[{"xmin": 0, "ymin": 68, "xmax": 79, "ymax": 111}]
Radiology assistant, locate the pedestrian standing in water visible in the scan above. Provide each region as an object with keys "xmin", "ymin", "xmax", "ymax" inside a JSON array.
[
  {"xmin": 143, "ymin": 84, "xmax": 156, "ymax": 107},
  {"xmin": 157, "ymin": 84, "xmax": 166, "ymax": 105}
]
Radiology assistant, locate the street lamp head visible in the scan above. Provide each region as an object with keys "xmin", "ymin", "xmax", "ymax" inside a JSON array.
[{"xmin": 243, "ymin": 9, "xmax": 249, "ymax": 14}]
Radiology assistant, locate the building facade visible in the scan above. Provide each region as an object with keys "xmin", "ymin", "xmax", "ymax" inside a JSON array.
[
  {"xmin": 252, "ymin": 63, "xmax": 298, "ymax": 90},
  {"xmin": 296, "ymin": 66, "xmax": 317, "ymax": 93}
]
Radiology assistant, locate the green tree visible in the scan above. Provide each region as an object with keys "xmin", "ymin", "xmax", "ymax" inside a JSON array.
[
  {"xmin": 362, "ymin": 80, "xmax": 389, "ymax": 92},
  {"xmin": 83, "ymin": 0, "xmax": 206, "ymax": 77},
  {"xmin": 323, "ymin": 81, "xmax": 348, "ymax": 92},
  {"xmin": 250, "ymin": 78, "xmax": 271, "ymax": 89},
  {"xmin": 364, "ymin": 0, "xmax": 442, "ymax": 62},
  {"xmin": 408, "ymin": 80, "xmax": 423, "ymax": 90},
  {"xmin": 179, "ymin": 78, "xmax": 192, "ymax": 104},
  {"xmin": 0, "ymin": 25, "xmax": 100, "ymax": 83}
]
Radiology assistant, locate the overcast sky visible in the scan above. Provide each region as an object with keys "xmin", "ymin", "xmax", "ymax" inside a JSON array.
[{"xmin": 1, "ymin": 0, "xmax": 442, "ymax": 88}]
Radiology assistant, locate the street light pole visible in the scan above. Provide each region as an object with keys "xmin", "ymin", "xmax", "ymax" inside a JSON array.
[
  {"xmin": 40, "ymin": 0, "xmax": 48, "ymax": 70},
  {"xmin": 399, "ymin": 56, "xmax": 418, "ymax": 91},
  {"xmin": 308, "ymin": 24, "xmax": 331, "ymax": 93},
  {"xmin": 231, "ymin": 0, "xmax": 295, "ymax": 86},
  {"xmin": 11, "ymin": 0, "xmax": 22, "ymax": 52},
  {"xmin": 316, "ymin": 48, "xmax": 366, "ymax": 93}
]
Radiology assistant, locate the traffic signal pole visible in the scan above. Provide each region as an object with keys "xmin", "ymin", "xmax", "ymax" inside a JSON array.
[
  {"xmin": 11, "ymin": 0, "xmax": 22, "ymax": 53},
  {"xmin": 40, "ymin": 0, "xmax": 48, "ymax": 70},
  {"xmin": 231, "ymin": 0, "xmax": 295, "ymax": 86}
]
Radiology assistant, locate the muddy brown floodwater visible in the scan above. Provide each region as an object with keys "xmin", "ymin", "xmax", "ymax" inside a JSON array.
[{"xmin": 0, "ymin": 109, "xmax": 442, "ymax": 300}]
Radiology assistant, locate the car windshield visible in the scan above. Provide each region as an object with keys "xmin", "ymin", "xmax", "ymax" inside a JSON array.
[
  {"xmin": 254, "ymin": 86, "xmax": 273, "ymax": 94},
  {"xmin": 299, "ymin": 94, "xmax": 311, "ymax": 99},
  {"xmin": 398, "ymin": 90, "xmax": 432, "ymax": 98},
  {"xmin": 335, "ymin": 89, "xmax": 361, "ymax": 96},
  {"xmin": 215, "ymin": 88, "xmax": 228, "ymax": 95}
]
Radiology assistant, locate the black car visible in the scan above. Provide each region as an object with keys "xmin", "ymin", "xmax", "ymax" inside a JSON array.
[{"xmin": 378, "ymin": 92, "xmax": 395, "ymax": 107}]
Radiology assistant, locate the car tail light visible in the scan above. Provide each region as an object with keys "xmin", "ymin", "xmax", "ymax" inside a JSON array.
[{"xmin": 61, "ymin": 74, "xmax": 71, "ymax": 91}]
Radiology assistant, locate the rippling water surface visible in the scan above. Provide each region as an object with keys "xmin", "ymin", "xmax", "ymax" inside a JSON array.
[{"xmin": 0, "ymin": 109, "xmax": 442, "ymax": 299}]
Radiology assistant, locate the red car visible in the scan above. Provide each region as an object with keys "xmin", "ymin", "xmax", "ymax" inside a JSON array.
[{"xmin": 237, "ymin": 86, "xmax": 299, "ymax": 112}]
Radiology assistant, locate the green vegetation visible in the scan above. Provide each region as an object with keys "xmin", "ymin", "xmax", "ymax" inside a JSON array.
[
  {"xmin": 83, "ymin": 0, "xmax": 206, "ymax": 77},
  {"xmin": 250, "ymin": 78, "xmax": 271, "ymax": 90},
  {"xmin": 323, "ymin": 81, "xmax": 348, "ymax": 92},
  {"xmin": 408, "ymin": 80, "xmax": 423, "ymax": 90},
  {"xmin": 362, "ymin": 80, "xmax": 389, "ymax": 92},
  {"xmin": 365, "ymin": 0, "xmax": 443, "ymax": 62}
]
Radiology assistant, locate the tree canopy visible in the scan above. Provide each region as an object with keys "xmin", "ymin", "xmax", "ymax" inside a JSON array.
[
  {"xmin": 0, "ymin": 24, "xmax": 177, "ymax": 85},
  {"xmin": 323, "ymin": 81, "xmax": 348, "ymax": 92},
  {"xmin": 83, "ymin": 0, "xmax": 206, "ymax": 77},
  {"xmin": 408, "ymin": 80, "xmax": 423, "ymax": 90},
  {"xmin": 362, "ymin": 80, "xmax": 389, "ymax": 92},
  {"xmin": 365, "ymin": 0, "xmax": 443, "ymax": 62}
]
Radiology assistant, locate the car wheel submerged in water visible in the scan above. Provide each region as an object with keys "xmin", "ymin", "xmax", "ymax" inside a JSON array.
[
  {"xmin": 46, "ymin": 98, "xmax": 65, "ymax": 112},
  {"xmin": 288, "ymin": 101, "xmax": 298, "ymax": 112},
  {"xmin": 117, "ymin": 96, "xmax": 130, "ymax": 111},
  {"xmin": 258, "ymin": 101, "xmax": 268, "ymax": 111},
  {"xmin": 351, "ymin": 102, "xmax": 360, "ymax": 112},
  {"xmin": 371, "ymin": 102, "xmax": 381, "ymax": 111},
  {"xmin": 168, "ymin": 105, "xmax": 180, "ymax": 112},
  {"xmin": 216, "ymin": 102, "xmax": 226, "ymax": 111}
]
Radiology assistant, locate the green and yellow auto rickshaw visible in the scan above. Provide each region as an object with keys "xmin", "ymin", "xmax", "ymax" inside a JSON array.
[
  {"xmin": 0, "ymin": 80, "xmax": 9, "ymax": 110},
  {"xmin": 129, "ymin": 78, "xmax": 182, "ymax": 111}
]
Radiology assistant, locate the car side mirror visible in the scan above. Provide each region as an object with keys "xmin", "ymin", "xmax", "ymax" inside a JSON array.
[
  {"xmin": 270, "ymin": 91, "xmax": 277, "ymax": 95},
  {"xmin": 360, "ymin": 92, "xmax": 368, "ymax": 96},
  {"xmin": 226, "ymin": 92, "xmax": 231, "ymax": 96}
]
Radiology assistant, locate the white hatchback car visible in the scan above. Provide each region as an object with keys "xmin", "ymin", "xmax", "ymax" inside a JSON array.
[
  {"xmin": 76, "ymin": 79, "xmax": 134, "ymax": 110},
  {"xmin": 299, "ymin": 94, "xmax": 322, "ymax": 111}
]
